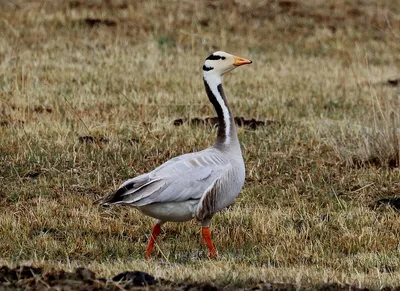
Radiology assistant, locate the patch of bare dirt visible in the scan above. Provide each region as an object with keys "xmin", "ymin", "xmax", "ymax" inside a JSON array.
[
  {"xmin": 387, "ymin": 78, "xmax": 400, "ymax": 87},
  {"xmin": 0, "ymin": 266, "xmax": 155, "ymax": 290},
  {"xmin": 374, "ymin": 197, "xmax": 400, "ymax": 212},
  {"xmin": 0, "ymin": 265, "xmax": 387, "ymax": 290},
  {"xmin": 78, "ymin": 135, "xmax": 109, "ymax": 144},
  {"xmin": 82, "ymin": 18, "xmax": 117, "ymax": 27},
  {"xmin": 173, "ymin": 116, "xmax": 280, "ymax": 130}
]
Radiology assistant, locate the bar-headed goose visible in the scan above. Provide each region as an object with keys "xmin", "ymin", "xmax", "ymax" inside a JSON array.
[{"xmin": 96, "ymin": 51, "xmax": 252, "ymax": 258}]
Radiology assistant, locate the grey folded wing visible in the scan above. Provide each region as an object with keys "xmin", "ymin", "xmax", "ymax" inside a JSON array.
[{"xmin": 95, "ymin": 151, "xmax": 230, "ymax": 208}]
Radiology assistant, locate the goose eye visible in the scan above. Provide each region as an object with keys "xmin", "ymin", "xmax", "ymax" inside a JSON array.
[{"xmin": 221, "ymin": 56, "xmax": 226, "ymax": 60}]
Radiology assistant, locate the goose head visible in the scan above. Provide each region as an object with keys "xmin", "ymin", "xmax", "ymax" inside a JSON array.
[{"xmin": 203, "ymin": 51, "xmax": 252, "ymax": 77}]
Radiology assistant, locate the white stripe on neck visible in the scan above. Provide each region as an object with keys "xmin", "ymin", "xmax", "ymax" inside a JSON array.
[{"xmin": 204, "ymin": 73, "xmax": 230, "ymax": 144}]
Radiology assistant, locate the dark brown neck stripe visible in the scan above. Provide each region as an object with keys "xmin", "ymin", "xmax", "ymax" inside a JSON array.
[{"xmin": 203, "ymin": 78, "xmax": 229, "ymax": 144}]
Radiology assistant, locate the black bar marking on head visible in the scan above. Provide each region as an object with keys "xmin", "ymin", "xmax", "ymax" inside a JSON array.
[
  {"xmin": 203, "ymin": 65, "xmax": 214, "ymax": 71},
  {"xmin": 206, "ymin": 54, "xmax": 226, "ymax": 61}
]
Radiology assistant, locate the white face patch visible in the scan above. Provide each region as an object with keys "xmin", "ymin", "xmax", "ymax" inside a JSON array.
[{"xmin": 202, "ymin": 52, "xmax": 235, "ymax": 76}]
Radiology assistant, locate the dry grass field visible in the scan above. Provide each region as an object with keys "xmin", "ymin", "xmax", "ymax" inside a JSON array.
[{"xmin": 1, "ymin": 0, "xmax": 400, "ymax": 289}]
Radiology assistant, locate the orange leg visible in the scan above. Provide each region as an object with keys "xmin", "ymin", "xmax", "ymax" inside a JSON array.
[
  {"xmin": 145, "ymin": 223, "xmax": 161, "ymax": 259},
  {"xmin": 201, "ymin": 226, "xmax": 217, "ymax": 258}
]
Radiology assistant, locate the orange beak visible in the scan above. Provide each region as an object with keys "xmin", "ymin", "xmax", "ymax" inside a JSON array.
[{"xmin": 233, "ymin": 55, "xmax": 252, "ymax": 66}]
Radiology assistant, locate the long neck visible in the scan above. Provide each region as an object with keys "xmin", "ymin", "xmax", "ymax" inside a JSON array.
[{"xmin": 203, "ymin": 74, "xmax": 239, "ymax": 149}]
